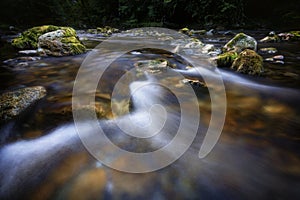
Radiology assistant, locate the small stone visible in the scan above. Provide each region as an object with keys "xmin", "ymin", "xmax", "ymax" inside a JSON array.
[
  {"xmin": 16, "ymin": 62, "xmax": 29, "ymax": 67},
  {"xmin": 273, "ymin": 55, "xmax": 284, "ymax": 60},
  {"xmin": 274, "ymin": 60, "xmax": 285, "ymax": 64},
  {"xmin": 259, "ymin": 47, "xmax": 278, "ymax": 54},
  {"xmin": 18, "ymin": 50, "xmax": 38, "ymax": 56},
  {"xmin": 265, "ymin": 58, "xmax": 274, "ymax": 62}
]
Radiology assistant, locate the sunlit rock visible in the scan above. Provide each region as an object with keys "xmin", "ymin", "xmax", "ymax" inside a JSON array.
[
  {"xmin": 231, "ymin": 49, "xmax": 264, "ymax": 75},
  {"xmin": 12, "ymin": 25, "xmax": 77, "ymax": 49},
  {"xmin": 223, "ymin": 33, "xmax": 257, "ymax": 53},
  {"xmin": 38, "ymin": 29, "xmax": 86, "ymax": 56},
  {"xmin": 0, "ymin": 86, "xmax": 46, "ymax": 122}
]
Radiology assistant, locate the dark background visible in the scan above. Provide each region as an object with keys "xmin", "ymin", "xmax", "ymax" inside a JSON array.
[{"xmin": 0, "ymin": 0, "xmax": 299, "ymax": 30}]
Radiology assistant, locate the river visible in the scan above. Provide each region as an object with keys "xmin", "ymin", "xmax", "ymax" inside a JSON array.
[{"xmin": 0, "ymin": 30, "xmax": 300, "ymax": 199}]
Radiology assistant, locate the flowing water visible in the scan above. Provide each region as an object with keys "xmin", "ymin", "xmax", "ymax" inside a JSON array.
[{"xmin": 0, "ymin": 31, "xmax": 300, "ymax": 199}]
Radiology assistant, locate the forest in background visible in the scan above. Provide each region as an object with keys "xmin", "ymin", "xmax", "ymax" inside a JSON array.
[{"xmin": 0, "ymin": 0, "xmax": 299, "ymax": 30}]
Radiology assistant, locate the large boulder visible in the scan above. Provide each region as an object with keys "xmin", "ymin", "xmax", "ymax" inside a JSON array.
[
  {"xmin": 223, "ymin": 33, "xmax": 257, "ymax": 53},
  {"xmin": 231, "ymin": 49, "xmax": 264, "ymax": 75},
  {"xmin": 12, "ymin": 25, "xmax": 75, "ymax": 49},
  {"xmin": 0, "ymin": 86, "xmax": 46, "ymax": 122},
  {"xmin": 38, "ymin": 29, "xmax": 86, "ymax": 56}
]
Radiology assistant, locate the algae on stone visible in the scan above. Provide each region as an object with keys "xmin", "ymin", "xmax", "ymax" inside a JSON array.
[
  {"xmin": 231, "ymin": 49, "xmax": 264, "ymax": 75},
  {"xmin": 215, "ymin": 51, "xmax": 238, "ymax": 68},
  {"xmin": 38, "ymin": 29, "xmax": 86, "ymax": 56},
  {"xmin": 11, "ymin": 25, "xmax": 79, "ymax": 50}
]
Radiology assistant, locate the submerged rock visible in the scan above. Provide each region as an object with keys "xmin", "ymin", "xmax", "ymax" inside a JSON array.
[
  {"xmin": 134, "ymin": 59, "xmax": 169, "ymax": 74},
  {"xmin": 0, "ymin": 86, "xmax": 46, "ymax": 122},
  {"xmin": 38, "ymin": 29, "xmax": 86, "ymax": 56},
  {"xmin": 223, "ymin": 33, "xmax": 257, "ymax": 53},
  {"xmin": 231, "ymin": 49, "xmax": 264, "ymax": 75}
]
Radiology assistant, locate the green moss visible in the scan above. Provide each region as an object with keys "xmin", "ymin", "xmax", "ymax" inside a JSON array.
[
  {"xmin": 61, "ymin": 36, "xmax": 79, "ymax": 44},
  {"xmin": 68, "ymin": 43, "xmax": 86, "ymax": 55},
  {"xmin": 231, "ymin": 49, "xmax": 263, "ymax": 75},
  {"xmin": 216, "ymin": 51, "xmax": 238, "ymax": 68},
  {"xmin": 96, "ymin": 26, "xmax": 119, "ymax": 35},
  {"xmin": 179, "ymin": 27, "xmax": 190, "ymax": 34},
  {"xmin": 11, "ymin": 25, "xmax": 77, "ymax": 49},
  {"xmin": 290, "ymin": 31, "xmax": 300, "ymax": 39}
]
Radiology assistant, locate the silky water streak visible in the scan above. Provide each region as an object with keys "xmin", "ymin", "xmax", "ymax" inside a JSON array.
[{"xmin": 72, "ymin": 27, "xmax": 227, "ymax": 173}]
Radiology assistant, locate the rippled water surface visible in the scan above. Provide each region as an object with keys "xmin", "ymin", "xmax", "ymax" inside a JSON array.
[{"xmin": 0, "ymin": 31, "xmax": 300, "ymax": 199}]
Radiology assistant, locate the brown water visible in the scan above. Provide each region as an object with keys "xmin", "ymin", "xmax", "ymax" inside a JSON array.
[{"xmin": 0, "ymin": 32, "xmax": 300, "ymax": 200}]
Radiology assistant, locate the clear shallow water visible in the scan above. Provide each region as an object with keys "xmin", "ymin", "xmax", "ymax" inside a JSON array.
[{"xmin": 0, "ymin": 32, "xmax": 300, "ymax": 199}]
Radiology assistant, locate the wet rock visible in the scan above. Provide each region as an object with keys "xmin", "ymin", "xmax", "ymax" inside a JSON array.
[
  {"xmin": 134, "ymin": 59, "xmax": 169, "ymax": 74},
  {"xmin": 182, "ymin": 78, "xmax": 206, "ymax": 88},
  {"xmin": 231, "ymin": 49, "xmax": 264, "ymax": 75},
  {"xmin": 259, "ymin": 47, "xmax": 278, "ymax": 54},
  {"xmin": 206, "ymin": 29, "xmax": 215, "ymax": 36},
  {"xmin": 0, "ymin": 86, "xmax": 46, "ymax": 122},
  {"xmin": 223, "ymin": 33, "xmax": 257, "ymax": 53},
  {"xmin": 11, "ymin": 25, "xmax": 79, "ymax": 49},
  {"xmin": 264, "ymin": 55, "xmax": 284, "ymax": 64},
  {"xmin": 3, "ymin": 56, "xmax": 41, "ymax": 68},
  {"xmin": 18, "ymin": 50, "xmax": 39, "ymax": 56},
  {"xmin": 201, "ymin": 44, "xmax": 215, "ymax": 54},
  {"xmin": 273, "ymin": 55, "xmax": 284, "ymax": 60},
  {"xmin": 278, "ymin": 31, "xmax": 300, "ymax": 41},
  {"xmin": 96, "ymin": 26, "xmax": 119, "ymax": 35},
  {"xmin": 214, "ymin": 51, "xmax": 238, "ymax": 68},
  {"xmin": 189, "ymin": 29, "xmax": 207, "ymax": 36},
  {"xmin": 179, "ymin": 27, "xmax": 190, "ymax": 35},
  {"xmin": 179, "ymin": 28, "xmax": 206, "ymax": 36},
  {"xmin": 38, "ymin": 29, "xmax": 86, "ymax": 56},
  {"xmin": 260, "ymin": 32, "xmax": 280, "ymax": 43},
  {"xmin": 16, "ymin": 62, "xmax": 29, "ymax": 68}
]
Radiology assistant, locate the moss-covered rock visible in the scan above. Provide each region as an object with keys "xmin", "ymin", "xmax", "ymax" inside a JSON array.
[
  {"xmin": 223, "ymin": 33, "xmax": 257, "ymax": 53},
  {"xmin": 11, "ymin": 25, "xmax": 78, "ymax": 50},
  {"xmin": 0, "ymin": 86, "xmax": 46, "ymax": 122},
  {"xmin": 231, "ymin": 49, "xmax": 264, "ymax": 75},
  {"xmin": 38, "ymin": 29, "xmax": 86, "ymax": 56},
  {"xmin": 97, "ymin": 26, "xmax": 119, "ymax": 35},
  {"xmin": 215, "ymin": 51, "xmax": 238, "ymax": 68}
]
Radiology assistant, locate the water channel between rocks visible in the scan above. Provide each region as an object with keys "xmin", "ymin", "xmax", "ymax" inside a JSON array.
[{"xmin": 0, "ymin": 31, "xmax": 300, "ymax": 199}]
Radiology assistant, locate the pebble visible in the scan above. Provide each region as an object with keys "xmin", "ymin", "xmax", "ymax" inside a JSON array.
[{"xmin": 273, "ymin": 55, "xmax": 284, "ymax": 60}]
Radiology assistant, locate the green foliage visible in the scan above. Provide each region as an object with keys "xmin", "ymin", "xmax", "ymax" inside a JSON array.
[{"xmin": 0, "ymin": 0, "xmax": 248, "ymax": 28}]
